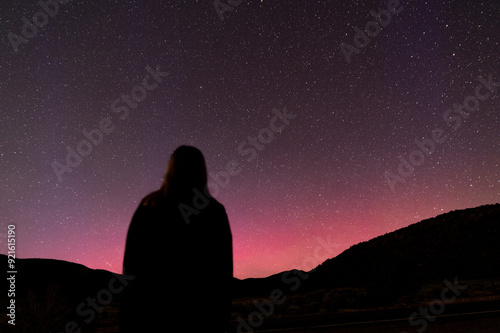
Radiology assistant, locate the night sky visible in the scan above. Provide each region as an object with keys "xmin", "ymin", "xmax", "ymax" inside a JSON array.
[{"xmin": 1, "ymin": 0, "xmax": 499, "ymax": 279}]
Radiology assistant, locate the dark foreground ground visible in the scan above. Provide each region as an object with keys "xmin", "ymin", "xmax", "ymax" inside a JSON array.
[
  {"xmin": 228, "ymin": 300, "xmax": 500, "ymax": 333},
  {"xmin": 249, "ymin": 316, "xmax": 500, "ymax": 333},
  {"xmin": 235, "ymin": 312, "xmax": 500, "ymax": 333},
  {"xmin": 1, "ymin": 299, "xmax": 499, "ymax": 332}
]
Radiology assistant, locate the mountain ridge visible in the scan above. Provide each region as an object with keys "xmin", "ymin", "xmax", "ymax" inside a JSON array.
[
  {"xmin": 232, "ymin": 203, "xmax": 500, "ymax": 299},
  {"xmin": 1, "ymin": 203, "xmax": 499, "ymax": 303}
]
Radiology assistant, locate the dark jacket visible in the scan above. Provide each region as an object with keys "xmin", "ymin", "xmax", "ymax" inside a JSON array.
[{"xmin": 119, "ymin": 195, "xmax": 233, "ymax": 332}]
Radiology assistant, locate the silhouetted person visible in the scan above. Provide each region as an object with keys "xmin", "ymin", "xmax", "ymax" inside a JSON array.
[{"xmin": 119, "ymin": 145, "xmax": 233, "ymax": 333}]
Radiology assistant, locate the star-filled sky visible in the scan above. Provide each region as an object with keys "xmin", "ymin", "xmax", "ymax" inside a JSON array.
[{"xmin": 1, "ymin": 0, "xmax": 499, "ymax": 279}]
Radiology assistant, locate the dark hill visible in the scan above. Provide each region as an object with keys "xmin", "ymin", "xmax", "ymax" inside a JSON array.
[
  {"xmin": 233, "ymin": 203, "xmax": 500, "ymax": 300},
  {"xmin": 1, "ymin": 203, "xmax": 499, "ymax": 330},
  {"xmin": 1, "ymin": 256, "xmax": 123, "ymax": 305},
  {"xmin": 309, "ymin": 203, "xmax": 500, "ymax": 291},
  {"xmin": 0, "ymin": 255, "xmax": 130, "ymax": 332}
]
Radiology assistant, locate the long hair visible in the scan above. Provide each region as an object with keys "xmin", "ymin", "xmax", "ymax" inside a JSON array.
[{"xmin": 142, "ymin": 145, "xmax": 209, "ymax": 206}]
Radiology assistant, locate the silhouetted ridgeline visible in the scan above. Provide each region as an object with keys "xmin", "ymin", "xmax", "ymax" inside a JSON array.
[
  {"xmin": 0, "ymin": 256, "xmax": 129, "ymax": 331},
  {"xmin": 233, "ymin": 203, "xmax": 500, "ymax": 300},
  {"xmin": 309, "ymin": 204, "xmax": 500, "ymax": 290},
  {"xmin": 1, "ymin": 203, "xmax": 499, "ymax": 329}
]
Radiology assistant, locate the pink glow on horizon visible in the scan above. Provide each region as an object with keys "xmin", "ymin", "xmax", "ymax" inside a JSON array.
[{"xmin": 16, "ymin": 192, "xmax": 498, "ymax": 280}]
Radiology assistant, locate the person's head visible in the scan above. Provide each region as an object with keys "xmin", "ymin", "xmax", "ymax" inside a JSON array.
[{"xmin": 161, "ymin": 145, "xmax": 209, "ymax": 202}]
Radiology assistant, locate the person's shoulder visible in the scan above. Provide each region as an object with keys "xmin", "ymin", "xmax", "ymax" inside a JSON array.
[
  {"xmin": 140, "ymin": 190, "xmax": 164, "ymax": 207},
  {"xmin": 205, "ymin": 198, "xmax": 230, "ymax": 221},
  {"xmin": 207, "ymin": 197, "xmax": 226, "ymax": 211}
]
